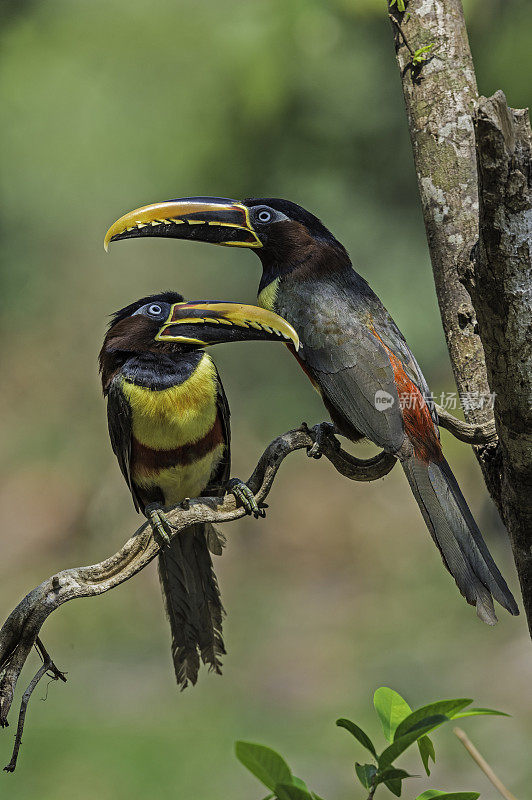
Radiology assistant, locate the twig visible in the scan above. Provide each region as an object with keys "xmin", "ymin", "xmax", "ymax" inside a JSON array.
[
  {"xmin": 4, "ymin": 641, "xmax": 66, "ymax": 773},
  {"xmin": 388, "ymin": 12, "xmax": 415, "ymax": 56},
  {"xmin": 435, "ymin": 404, "xmax": 497, "ymax": 444},
  {"xmin": 454, "ymin": 727, "xmax": 518, "ymax": 800},
  {"xmin": 34, "ymin": 638, "xmax": 67, "ymax": 684},
  {"xmin": 0, "ymin": 423, "xmax": 395, "ymax": 770}
]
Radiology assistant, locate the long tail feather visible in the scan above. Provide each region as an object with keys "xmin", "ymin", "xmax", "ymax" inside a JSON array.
[
  {"xmin": 402, "ymin": 455, "xmax": 519, "ymax": 624},
  {"xmin": 158, "ymin": 523, "xmax": 225, "ymax": 689}
]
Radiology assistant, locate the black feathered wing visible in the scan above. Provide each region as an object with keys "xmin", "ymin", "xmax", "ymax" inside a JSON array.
[{"xmin": 106, "ymin": 376, "xmax": 143, "ymax": 511}]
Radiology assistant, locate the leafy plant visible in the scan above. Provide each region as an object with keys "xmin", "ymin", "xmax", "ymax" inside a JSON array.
[
  {"xmin": 411, "ymin": 43, "xmax": 435, "ymax": 67},
  {"xmin": 236, "ymin": 687, "xmax": 508, "ymax": 799},
  {"xmin": 389, "ymin": 0, "xmax": 407, "ymax": 12}
]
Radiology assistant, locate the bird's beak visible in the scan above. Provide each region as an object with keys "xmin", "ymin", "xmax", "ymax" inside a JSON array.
[
  {"xmin": 104, "ymin": 197, "xmax": 261, "ymax": 252},
  {"xmin": 156, "ymin": 301, "xmax": 299, "ymax": 349}
]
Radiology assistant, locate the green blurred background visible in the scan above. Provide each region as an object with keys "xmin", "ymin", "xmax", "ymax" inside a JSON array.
[{"xmin": 1, "ymin": 0, "xmax": 530, "ymax": 797}]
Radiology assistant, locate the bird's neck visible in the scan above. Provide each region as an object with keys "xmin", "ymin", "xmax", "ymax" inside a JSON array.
[
  {"xmin": 257, "ymin": 241, "xmax": 352, "ymax": 313},
  {"xmin": 100, "ymin": 349, "xmax": 205, "ymax": 394},
  {"xmin": 121, "ymin": 351, "xmax": 207, "ymax": 390}
]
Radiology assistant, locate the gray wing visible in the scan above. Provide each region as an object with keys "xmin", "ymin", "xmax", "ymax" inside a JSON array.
[
  {"xmin": 280, "ymin": 276, "xmax": 415, "ymax": 452},
  {"xmin": 300, "ymin": 317, "xmax": 406, "ymax": 451}
]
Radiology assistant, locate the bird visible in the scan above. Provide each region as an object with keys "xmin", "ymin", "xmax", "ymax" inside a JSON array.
[
  {"xmin": 99, "ymin": 290, "xmax": 299, "ymax": 687},
  {"xmin": 104, "ymin": 199, "xmax": 520, "ymax": 625}
]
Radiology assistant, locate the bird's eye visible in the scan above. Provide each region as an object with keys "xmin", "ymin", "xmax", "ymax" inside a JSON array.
[
  {"xmin": 147, "ymin": 304, "xmax": 162, "ymax": 316},
  {"xmin": 256, "ymin": 209, "xmax": 272, "ymax": 223}
]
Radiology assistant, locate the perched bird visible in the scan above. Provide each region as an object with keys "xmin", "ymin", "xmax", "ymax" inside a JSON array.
[
  {"xmin": 99, "ymin": 291, "xmax": 299, "ymax": 687},
  {"xmin": 104, "ymin": 199, "xmax": 519, "ymax": 624}
]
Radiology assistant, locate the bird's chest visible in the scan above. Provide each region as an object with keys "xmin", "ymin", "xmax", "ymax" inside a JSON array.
[
  {"xmin": 121, "ymin": 355, "xmax": 225, "ymax": 505},
  {"xmin": 259, "ymin": 278, "xmax": 353, "ymax": 358}
]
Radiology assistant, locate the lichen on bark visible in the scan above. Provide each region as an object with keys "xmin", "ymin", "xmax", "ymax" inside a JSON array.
[
  {"xmin": 389, "ymin": 0, "xmax": 490, "ymax": 424},
  {"xmin": 389, "ymin": 2, "xmax": 532, "ymax": 633}
]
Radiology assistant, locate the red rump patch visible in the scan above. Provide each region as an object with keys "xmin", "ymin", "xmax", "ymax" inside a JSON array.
[{"xmin": 371, "ymin": 329, "xmax": 443, "ymax": 464}]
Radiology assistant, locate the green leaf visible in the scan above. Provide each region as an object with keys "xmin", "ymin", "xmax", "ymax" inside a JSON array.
[
  {"xmin": 376, "ymin": 768, "xmax": 411, "ymax": 785},
  {"xmin": 374, "ymin": 687, "xmax": 412, "ymax": 743},
  {"xmin": 336, "ymin": 718, "xmax": 377, "ymax": 758},
  {"xmin": 451, "ymin": 707, "xmax": 509, "ymax": 720},
  {"xmin": 292, "ymin": 777, "xmax": 309, "ymax": 790},
  {"xmin": 418, "ymin": 735, "xmax": 436, "ymax": 775},
  {"xmin": 415, "ymin": 792, "xmax": 480, "ymax": 800},
  {"xmin": 379, "ymin": 716, "xmax": 448, "ymax": 767},
  {"xmin": 394, "ymin": 700, "xmax": 472, "ymax": 741},
  {"xmin": 385, "ymin": 778, "xmax": 403, "ymax": 796},
  {"xmin": 389, "ymin": 0, "xmax": 406, "ymax": 10},
  {"xmin": 275, "ymin": 783, "xmax": 313, "ymax": 800},
  {"xmin": 355, "ymin": 763, "xmax": 378, "ymax": 790},
  {"xmin": 412, "ymin": 43, "xmax": 435, "ymax": 65},
  {"xmin": 235, "ymin": 742, "xmax": 292, "ymax": 791},
  {"xmin": 378, "ymin": 767, "xmax": 412, "ymax": 797}
]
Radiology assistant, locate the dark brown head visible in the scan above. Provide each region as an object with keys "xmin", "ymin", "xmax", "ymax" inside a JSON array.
[
  {"xmin": 99, "ymin": 290, "xmax": 299, "ymax": 391},
  {"xmin": 103, "ymin": 198, "xmax": 350, "ymax": 290}
]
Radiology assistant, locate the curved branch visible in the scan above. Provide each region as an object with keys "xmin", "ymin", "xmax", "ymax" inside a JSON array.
[
  {"xmin": 435, "ymin": 404, "xmax": 497, "ymax": 444},
  {"xmin": 0, "ymin": 423, "xmax": 395, "ymax": 768}
]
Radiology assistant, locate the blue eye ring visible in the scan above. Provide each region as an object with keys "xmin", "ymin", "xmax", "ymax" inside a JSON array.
[
  {"xmin": 257, "ymin": 209, "xmax": 272, "ymax": 223},
  {"xmin": 147, "ymin": 304, "xmax": 162, "ymax": 316}
]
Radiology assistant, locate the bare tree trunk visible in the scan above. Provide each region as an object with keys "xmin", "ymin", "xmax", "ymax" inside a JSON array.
[{"xmin": 388, "ymin": 1, "xmax": 532, "ymax": 633}]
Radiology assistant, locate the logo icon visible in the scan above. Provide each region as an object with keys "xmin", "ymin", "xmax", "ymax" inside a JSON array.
[{"xmin": 374, "ymin": 390, "xmax": 395, "ymax": 411}]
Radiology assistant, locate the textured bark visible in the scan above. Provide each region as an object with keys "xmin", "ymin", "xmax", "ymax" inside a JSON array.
[
  {"xmin": 472, "ymin": 92, "xmax": 532, "ymax": 635},
  {"xmin": 388, "ymin": 1, "xmax": 532, "ymax": 633},
  {"xmin": 389, "ymin": 0, "xmax": 490, "ymax": 423}
]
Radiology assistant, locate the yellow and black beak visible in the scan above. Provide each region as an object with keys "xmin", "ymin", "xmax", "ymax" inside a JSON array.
[
  {"xmin": 156, "ymin": 300, "xmax": 299, "ymax": 350},
  {"xmin": 104, "ymin": 197, "xmax": 261, "ymax": 252}
]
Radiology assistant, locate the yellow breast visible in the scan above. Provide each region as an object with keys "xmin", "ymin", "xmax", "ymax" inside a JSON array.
[
  {"xmin": 133, "ymin": 445, "xmax": 225, "ymax": 506},
  {"xmin": 121, "ymin": 353, "xmax": 219, "ymax": 450}
]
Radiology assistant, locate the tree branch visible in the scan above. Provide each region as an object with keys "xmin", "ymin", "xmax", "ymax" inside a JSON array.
[
  {"xmin": 435, "ymin": 404, "xmax": 497, "ymax": 444},
  {"xmin": 3, "ymin": 639, "xmax": 66, "ymax": 773},
  {"xmin": 0, "ymin": 423, "xmax": 395, "ymax": 770}
]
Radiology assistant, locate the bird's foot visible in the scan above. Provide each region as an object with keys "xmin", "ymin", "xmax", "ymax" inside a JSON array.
[
  {"xmin": 303, "ymin": 421, "xmax": 338, "ymax": 459},
  {"xmin": 145, "ymin": 503, "xmax": 174, "ymax": 548},
  {"xmin": 227, "ymin": 478, "xmax": 266, "ymax": 519}
]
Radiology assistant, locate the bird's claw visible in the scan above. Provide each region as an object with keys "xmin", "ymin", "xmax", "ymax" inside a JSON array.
[
  {"xmin": 145, "ymin": 504, "xmax": 174, "ymax": 548},
  {"xmin": 305, "ymin": 421, "xmax": 338, "ymax": 459},
  {"xmin": 228, "ymin": 478, "xmax": 265, "ymax": 519}
]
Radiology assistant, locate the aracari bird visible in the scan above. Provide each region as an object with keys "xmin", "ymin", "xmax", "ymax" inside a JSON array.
[
  {"xmin": 99, "ymin": 291, "xmax": 299, "ymax": 687},
  {"xmin": 104, "ymin": 200, "xmax": 519, "ymax": 624}
]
